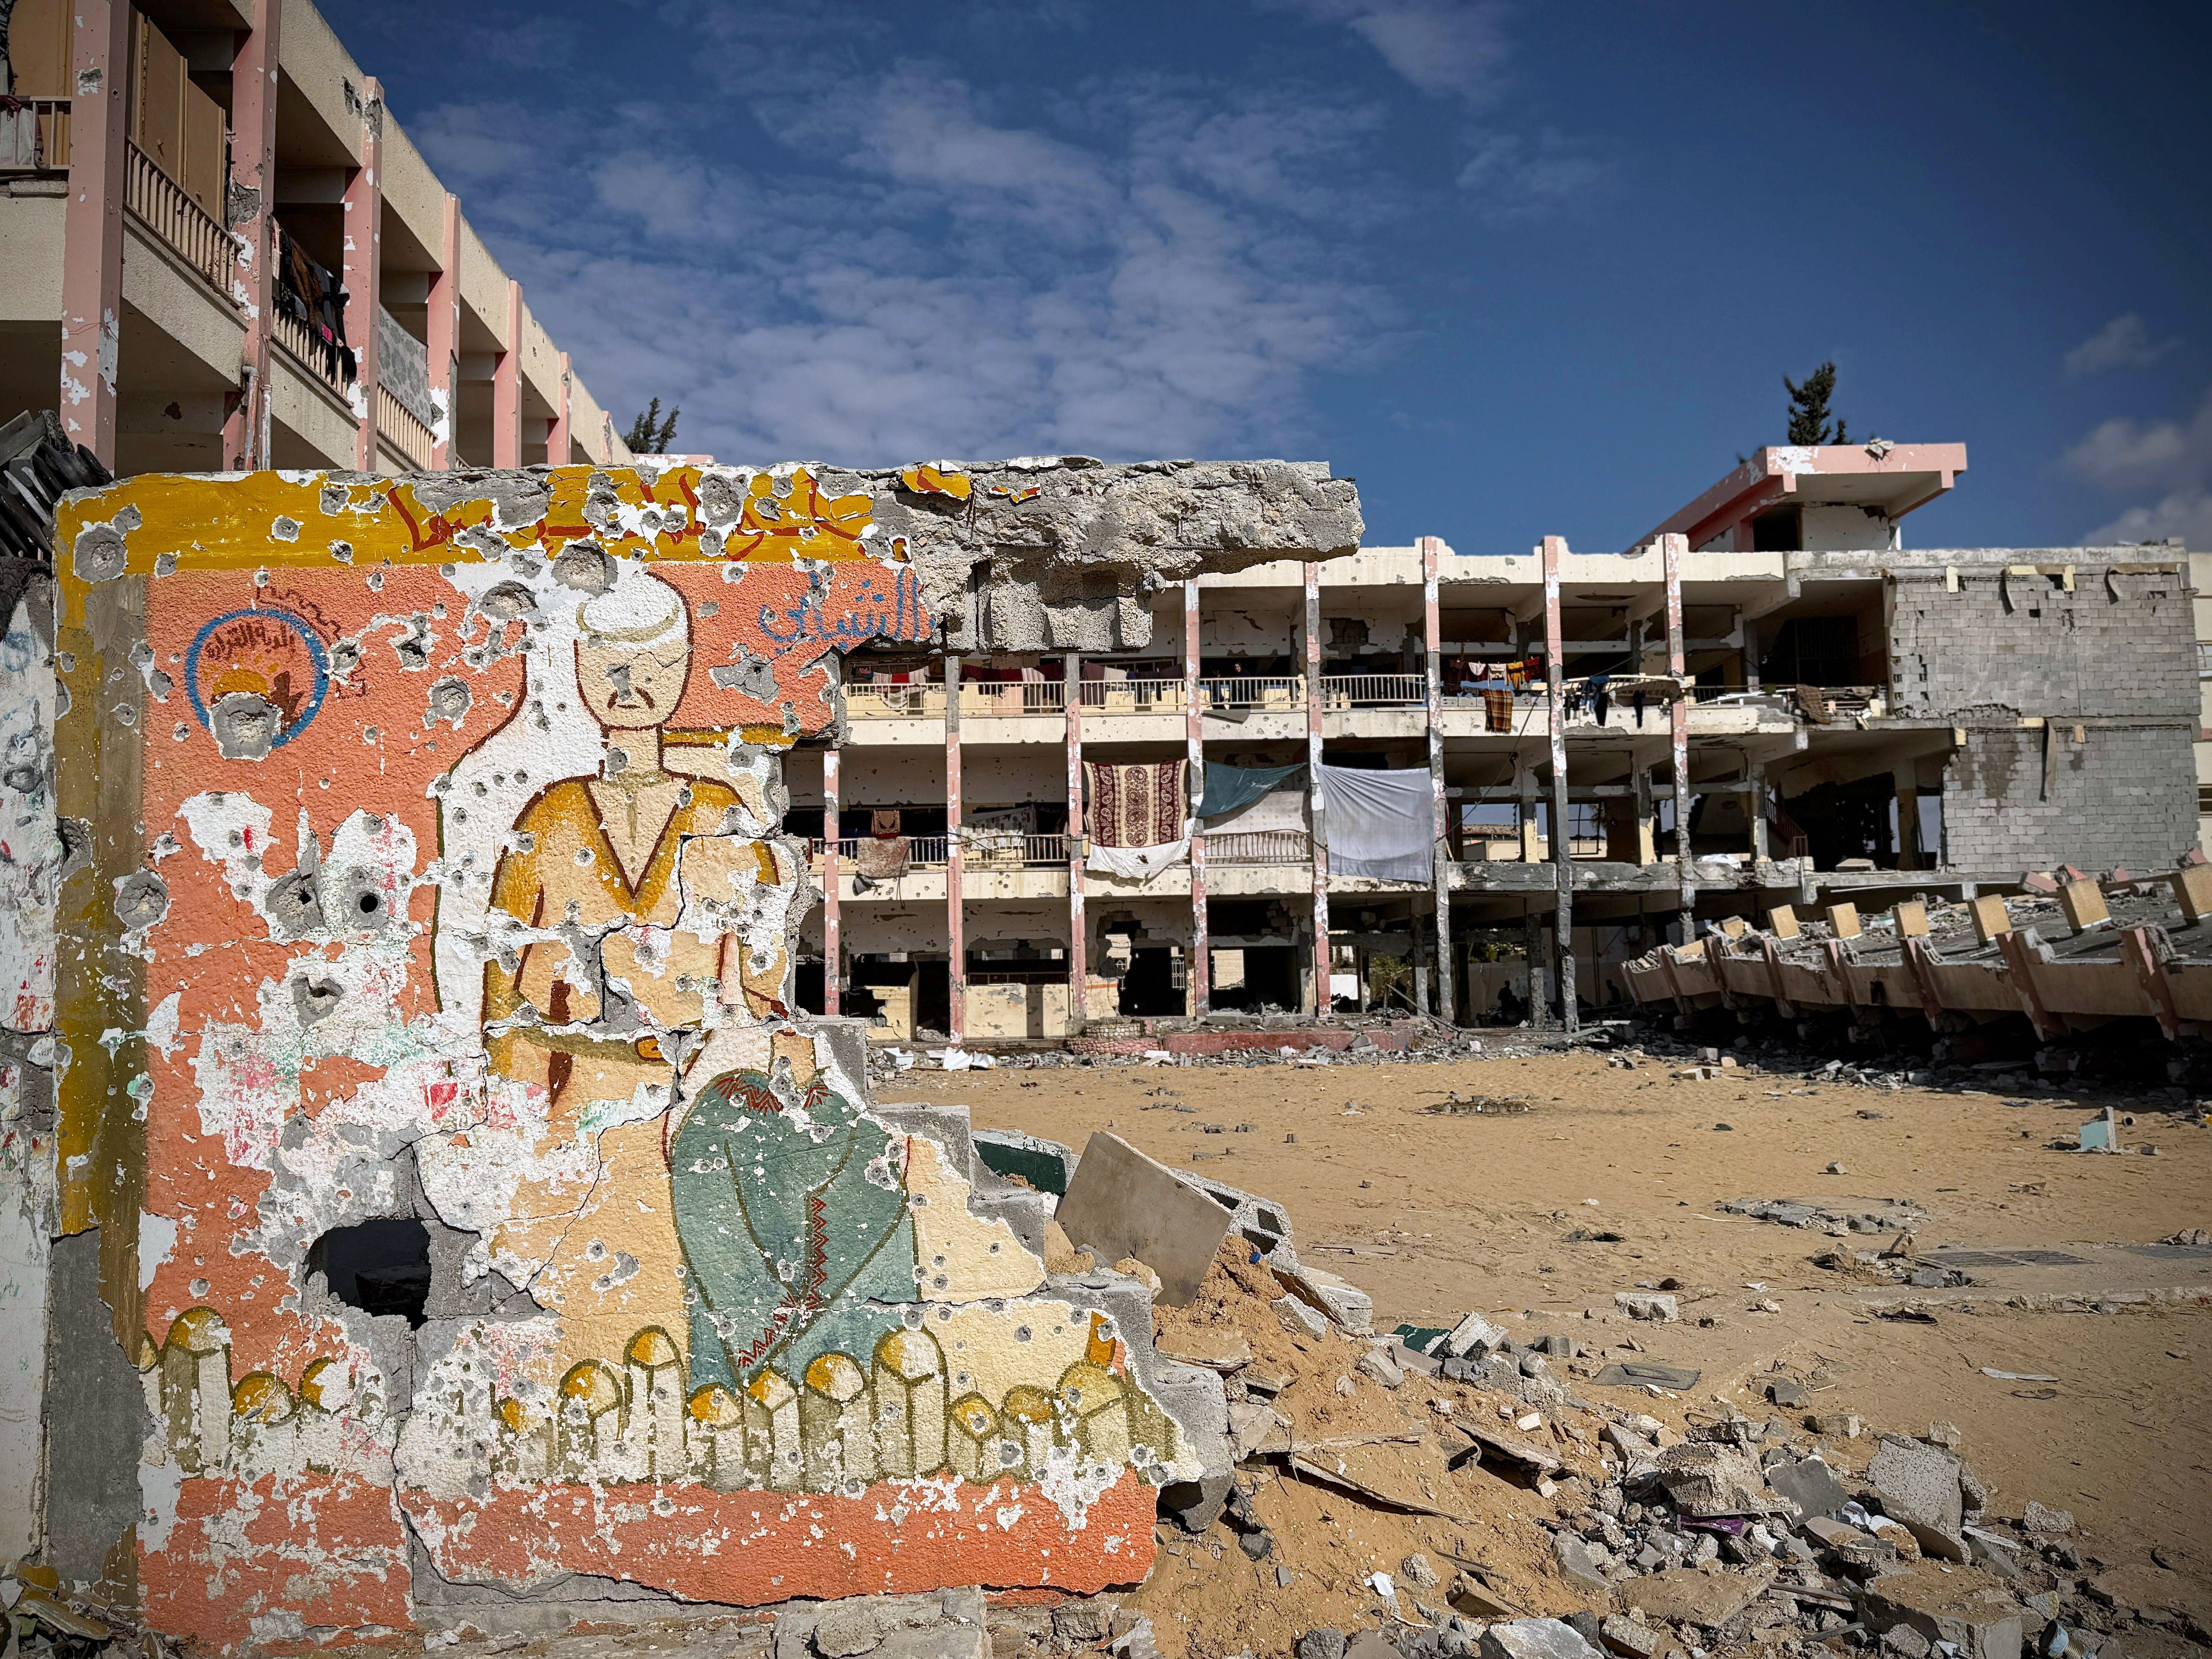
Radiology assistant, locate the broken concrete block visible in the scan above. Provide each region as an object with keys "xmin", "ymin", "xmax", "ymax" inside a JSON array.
[
  {"xmin": 1808, "ymin": 1412, "xmax": 1863, "ymax": 1439},
  {"xmin": 2171, "ymin": 862, "xmax": 2212, "ymax": 923},
  {"xmin": 1768, "ymin": 906, "xmax": 1802, "ymax": 938},
  {"xmin": 1439, "ymin": 1309, "xmax": 1509, "ymax": 1359},
  {"xmin": 1554, "ymin": 1532, "xmax": 1612, "ymax": 1595},
  {"xmin": 1892, "ymin": 901, "xmax": 1929, "ymax": 938},
  {"xmin": 1599, "ymin": 1615, "xmax": 1665, "ymax": 1659},
  {"xmin": 1869, "ymin": 1434, "xmax": 1968, "ymax": 1562},
  {"xmin": 815, "ymin": 1599, "xmax": 889, "ymax": 1658},
  {"xmin": 1297, "ymin": 1632, "xmax": 1348, "ymax": 1659},
  {"xmin": 1621, "ymin": 1566, "xmax": 1773, "ymax": 1629},
  {"xmin": 1274, "ymin": 1261, "xmax": 1375, "ymax": 1335},
  {"xmin": 1719, "ymin": 916, "xmax": 1748, "ymax": 939},
  {"xmin": 1765, "ymin": 1452, "xmax": 1850, "ymax": 1519},
  {"xmin": 1825, "ymin": 902, "xmax": 1862, "ymax": 939},
  {"xmin": 1613, "ymin": 1291, "xmax": 1679, "ymax": 1322},
  {"xmin": 1478, "ymin": 1618, "xmax": 1605, "ymax": 1659},
  {"xmin": 1859, "ymin": 1560, "xmax": 2025, "ymax": 1659},
  {"xmin": 1273, "ymin": 1294, "xmax": 1331, "ymax": 1338},
  {"xmin": 1055, "ymin": 1131, "xmax": 1233, "ymax": 1305},
  {"xmin": 2057, "ymin": 880, "xmax": 2108, "ymax": 933},
  {"xmin": 1969, "ymin": 893, "xmax": 2014, "ymax": 944},
  {"xmin": 1654, "ymin": 1442, "xmax": 1779, "ymax": 1517}
]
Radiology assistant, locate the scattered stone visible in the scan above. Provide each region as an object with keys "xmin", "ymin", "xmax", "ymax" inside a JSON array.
[
  {"xmin": 1599, "ymin": 1616, "xmax": 1665, "ymax": 1659},
  {"xmin": 1859, "ymin": 1560, "xmax": 2026, "ymax": 1659},
  {"xmin": 2023, "ymin": 1501, "xmax": 2075, "ymax": 1535},
  {"xmin": 1809, "ymin": 1412, "xmax": 1863, "ymax": 1438},
  {"xmin": 1274, "ymin": 1294, "xmax": 1332, "ymax": 1338},
  {"xmin": 1615, "ymin": 1292, "xmax": 1680, "ymax": 1322},
  {"xmin": 1621, "ymin": 1565, "xmax": 1774, "ymax": 1629},
  {"xmin": 1655, "ymin": 1441, "xmax": 1780, "ymax": 1517},
  {"xmin": 1554, "ymin": 1533, "xmax": 1611, "ymax": 1594},
  {"xmin": 1478, "ymin": 1618, "xmax": 1605, "ymax": 1659},
  {"xmin": 1765, "ymin": 1452, "xmax": 1850, "ymax": 1519},
  {"xmin": 1403, "ymin": 1552, "xmax": 1441, "ymax": 1589},
  {"xmin": 1297, "ymin": 1631, "xmax": 1349, "ymax": 1659},
  {"xmin": 1869, "ymin": 1434, "xmax": 1969, "ymax": 1562},
  {"xmin": 1440, "ymin": 1310, "xmax": 1510, "ymax": 1358}
]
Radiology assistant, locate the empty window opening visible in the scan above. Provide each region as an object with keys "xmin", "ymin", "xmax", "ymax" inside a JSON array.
[{"xmin": 308, "ymin": 1219, "xmax": 432, "ymax": 1326}]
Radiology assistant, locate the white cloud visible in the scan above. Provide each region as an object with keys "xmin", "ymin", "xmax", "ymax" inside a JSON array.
[
  {"xmin": 2063, "ymin": 313, "xmax": 2182, "ymax": 378},
  {"xmin": 2067, "ymin": 386, "xmax": 2212, "ymax": 550},
  {"xmin": 1271, "ymin": 0, "xmax": 1513, "ymax": 102},
  {"xmin": 411, "ymin": 68, "xmax": 1397, "ymax": 467},
  {"xmin": 2064, "ymin": 387, "xmax": 2212, "ymax": 493},
  {"xmin": 2081, "ymin": 493, "xmax": 2212, "ymax": 549},
  {"xmin": 1456, "ymin": 126, "xmax": 1604, "ymax": 219}
]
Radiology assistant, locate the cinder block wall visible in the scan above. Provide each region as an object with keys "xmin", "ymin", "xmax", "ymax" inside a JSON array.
[{"xmin": 1888, "ymin": 556, "xmax": 2199, "ymax": 870}]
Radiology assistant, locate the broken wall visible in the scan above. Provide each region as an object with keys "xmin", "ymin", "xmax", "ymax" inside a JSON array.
[
  {"xmin": 31, "ymin": 457, "xmax": 1351, "ymax": 1649},
  {"xmin": 1887, "ymin": 554, "xmax": 2198, "ymax": 870}
]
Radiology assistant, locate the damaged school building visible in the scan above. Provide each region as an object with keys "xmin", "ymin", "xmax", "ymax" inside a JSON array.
[
  {"xmin": 780, "ymin": 440, "xmax": 2206, "ymax": 1046},
  {"xmin": 2, "ymin": 429, "xmax": 2206, "ymax": 1647}
]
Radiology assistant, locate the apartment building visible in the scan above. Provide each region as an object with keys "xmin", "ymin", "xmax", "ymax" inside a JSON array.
[
  {"xmin": 786, "ymin": 443, "xmax": 2204, "ymax": 1041},
  {"xmin": 0, "ymin": 0, "xmax": 629, "ymax": 474}
]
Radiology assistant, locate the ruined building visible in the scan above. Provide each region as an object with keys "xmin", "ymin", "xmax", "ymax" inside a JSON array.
[
  {"xmin": 782, "ymin": 441, "xmax": 2200, "ymax": 1035},
  {"xmin": 0, "ymin": 0, "xmax": 631, "ymax": 475}
]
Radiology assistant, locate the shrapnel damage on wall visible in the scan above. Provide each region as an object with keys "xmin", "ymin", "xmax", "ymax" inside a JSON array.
[{"xmin": 5, "ymin": 458, "xmax": 1359, "ymax": 1649}]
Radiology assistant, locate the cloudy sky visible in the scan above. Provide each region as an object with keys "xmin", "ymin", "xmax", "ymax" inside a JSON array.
[{"xmin": 327, "ymin": 0, "xmax": 2211, "ymax": 552}]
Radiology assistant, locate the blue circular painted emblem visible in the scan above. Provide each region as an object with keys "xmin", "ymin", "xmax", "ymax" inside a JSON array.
[{"xmin": 185, "ymin": 608, "xmax": 331, "ymax": 750}]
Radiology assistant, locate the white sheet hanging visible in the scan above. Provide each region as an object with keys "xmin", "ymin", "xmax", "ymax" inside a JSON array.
[
  {"xmin": 1319, "ymin": 764, "xmax": 1434, "ymax": 882},
  {"xmin": 1085, "ymin": 839, "xmax": 1189, "ymax": 880}
]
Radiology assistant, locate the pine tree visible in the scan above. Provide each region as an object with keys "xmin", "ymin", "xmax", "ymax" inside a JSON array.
[
  {"xmin": 1783, "ymin": 362, "xmax": 1847, "ymax": 446},
  {"xmin": 624, "ymin": 398, "xmax": 680, "ymax": 455}
]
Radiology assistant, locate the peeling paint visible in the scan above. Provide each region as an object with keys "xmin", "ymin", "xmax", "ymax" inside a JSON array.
[{"xmin": 28, "ymin": 463, "xmax": 1313, "ymax": 1647}]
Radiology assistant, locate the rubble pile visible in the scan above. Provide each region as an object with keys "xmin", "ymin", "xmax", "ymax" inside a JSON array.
[{"xmin": 1116, "ymin": 1233, "xmax": 2204, "ymax": 1659}]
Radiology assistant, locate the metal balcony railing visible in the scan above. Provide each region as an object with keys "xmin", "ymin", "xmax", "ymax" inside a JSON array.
[
  {"xmin": 1199, "ymin": 676, "xmax": 1304, "ymax": 711},
  {"xmin": 125, "ymin": 139, "xmax": 236, "ymax": 302},
  {"xmin": 847, "ymin": 684, "xmax": 947, "ymax": 720},
  {"xmin": 960, "ymin": 681, "xmax": 1065, "ymax": 716},
  {"xmin": 1205, "ymin": 829, "xmax": 1311, "ymax": 865},
  {"xmin": 273, "ymin": 305, "xmax": 352, "ymax": 399},
  {"xmin": 1319, "ymin": 673, "xmax": 1425, "ymax": 708},
  {"xmin": 375, "ymin": 383, "xmax": 434, "ymax": 469},
  {"xmin": 1078, "ymin": 678, "xmax": 1185, "ymax": 713},
  {"xmin": 0, "ymin": 98, "xmax": 71, "ymax": 172}
]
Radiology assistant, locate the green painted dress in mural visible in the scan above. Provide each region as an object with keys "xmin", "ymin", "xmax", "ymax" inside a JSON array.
[{"xmin": 671, "ymin": 1069, "xmax": 917, "ymax": 1392}]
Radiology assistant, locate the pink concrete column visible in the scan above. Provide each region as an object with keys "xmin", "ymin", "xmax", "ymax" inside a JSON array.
[
  {"xmin": 548, "ymin": 351, "xmax": 572, "ymax": 464},
  {"xmin": 426, "ymin": 194, "xmax": 460, "ymax": 468},
  {"xmin": 492, "ymin": 279, "xmax": 522, "ymax": 469},
  {"xmin": 1665, "ymin": 531, "xmax": 1694, "ymax": 945},
  {"xmin": 822, "ymin": 744, "xmax": 841, "ymax": 1017},
  {"xmin": 221, "ymin": 0, "xmax": 281, "ymax": 470},
  {"xmin": 1422, "ymin": 536, "xmax": 1452, "ymax": 1023},
  {"xmin": 58, "ymin": 0, "xmax": 129, "ymax": 468},
  {"xmin": 1305, "ymin": 562, "xmax": 1330, "ymax": 1014},
  {"xmin": 1543, "ymin": 534, "xmax": 1576, "ymax": 1031},
  {"xmin": 1184, "ymin": 580, "xmax": 1208, "ymax": 1018},
  {"xmin": 1065, "ymin": 653, "xmax": 1086, "ymax": 1034},
  {"xmin": 944, "ymin": 655, "xmax": 964, "ymax": 1042},
  {"xmin": 343, "ymin": 79, "xmax": 383, "ymax": 470}
]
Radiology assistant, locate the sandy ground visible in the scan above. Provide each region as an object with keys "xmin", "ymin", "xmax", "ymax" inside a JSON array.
[{"xmin": 901, "ymin": 1049, "xmax": 2212, "ymax": 1583}]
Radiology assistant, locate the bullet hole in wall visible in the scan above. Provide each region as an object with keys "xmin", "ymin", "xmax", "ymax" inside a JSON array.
[{"xmin": 307, "ymin": 1219, "xmax": 433, "ymax": 1326}]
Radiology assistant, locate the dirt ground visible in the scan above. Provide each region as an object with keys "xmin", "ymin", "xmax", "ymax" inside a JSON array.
[{"xmin": 898, "ymin": 1047, "xmax": 2212, "ymax": 1645}]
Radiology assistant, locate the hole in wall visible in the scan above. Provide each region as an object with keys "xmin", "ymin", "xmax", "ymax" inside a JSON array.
[{"xmin": 307, "ymin": 1219, "xmax": 432, "ymax": 1326}]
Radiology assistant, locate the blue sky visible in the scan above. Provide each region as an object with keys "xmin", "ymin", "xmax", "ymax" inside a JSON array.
[{"xmin": 327, "ymin": 0, "xmax": 2212, "ymax": 553}]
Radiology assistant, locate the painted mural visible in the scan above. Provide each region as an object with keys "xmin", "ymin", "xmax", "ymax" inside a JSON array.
[{"xmin": 41, "ymin": 466, "xmax": 1199, "ymax": 1650}]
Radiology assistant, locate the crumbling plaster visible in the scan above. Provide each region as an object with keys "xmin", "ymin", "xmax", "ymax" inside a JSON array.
[{"xmin": 21, "ymin": 457, "xmax": 1354, "ymax": 1648}]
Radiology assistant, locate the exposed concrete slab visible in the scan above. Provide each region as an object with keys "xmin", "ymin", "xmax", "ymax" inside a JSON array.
[{"xmin": 1054, "ymin": 1132, "xmax": 1234, "ymax": 1306}]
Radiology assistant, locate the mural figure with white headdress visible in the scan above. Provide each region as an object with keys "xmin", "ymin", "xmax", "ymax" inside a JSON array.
[{"xmin": 475, "ymin": 562, "xmax": 913, "ymax": 1373}]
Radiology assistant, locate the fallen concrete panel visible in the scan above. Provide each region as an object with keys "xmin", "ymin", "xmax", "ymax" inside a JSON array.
[{"xmin": 1055, "ymin": 1132, "xmax": 1235, "ymax": 1306}]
